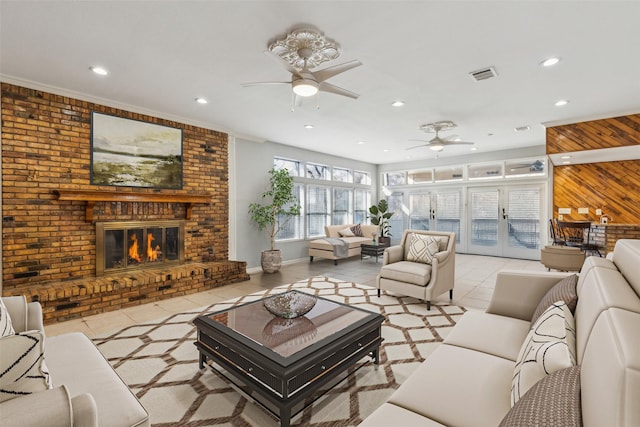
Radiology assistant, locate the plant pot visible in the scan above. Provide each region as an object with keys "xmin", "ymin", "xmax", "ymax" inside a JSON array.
[
  {"xmin": 261, "ymin": 249, "xmax": 282, "ymax": 273},
  {"xmin": 378, "ymin": 236, "xmax": 391, "ymax": 247}
]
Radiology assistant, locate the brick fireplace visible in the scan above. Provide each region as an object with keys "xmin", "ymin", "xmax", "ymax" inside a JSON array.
[{"xmin": 1, "ymin": 83, "xmax": 249, "ymax": 323}]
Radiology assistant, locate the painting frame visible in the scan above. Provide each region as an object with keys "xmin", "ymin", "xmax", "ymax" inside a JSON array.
[{"xmin": 90, "ymin": 112, "xmax": 183, "ymax": 189}]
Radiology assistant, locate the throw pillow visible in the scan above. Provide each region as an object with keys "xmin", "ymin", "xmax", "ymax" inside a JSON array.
[
  {"xmin": 338, "ymin": 227, "xmax": 355, "ymax": 237},
  {"xmin": 406, "ymin": 234, "xmax": 440, "ymax": 264},
  {"xmin": 531, "ymin": 274, "xmax": 579, "ymax": 325},
  {"xmin": 500, "ymin": 366, "xmax": 582, "ymax": 427},
  {"xmin": 350, "ymin": 224, "xmax": 363, "ymax": 237},
  {"xmin": 0, "ymin": 330, "xmax": 52, "ymax": 402},
  {"xmin": 0, "ymin": 299, "xmax": 15, "ymax": 337},
  {"xmin": 511, "ymin": 301, "xmax": 577, "ymax": 406}
]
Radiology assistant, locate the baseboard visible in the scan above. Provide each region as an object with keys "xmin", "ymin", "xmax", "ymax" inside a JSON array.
[{"xmin": 246, "ymin": 257, "xmax": 309, "ymax": 275}]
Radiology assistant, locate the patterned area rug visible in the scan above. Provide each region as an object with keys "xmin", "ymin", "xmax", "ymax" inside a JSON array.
[{"xmin": 93, "ymin": 277, "xmax": 466, "ymax": 426}]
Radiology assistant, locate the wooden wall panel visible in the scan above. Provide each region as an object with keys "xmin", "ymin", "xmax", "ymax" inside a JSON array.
[
  {"xmin": 547, "ymin": 114, "xmax": 640, "ymax": 154},
  {"xmin": 553, "ymin": 160, "xmax": 640, "ymax": 224}
]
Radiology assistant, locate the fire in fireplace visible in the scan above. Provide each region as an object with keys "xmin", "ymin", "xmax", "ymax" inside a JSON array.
[{"xmin": 96, "ymin": 220, "xmax": 185, "ymax": 275}]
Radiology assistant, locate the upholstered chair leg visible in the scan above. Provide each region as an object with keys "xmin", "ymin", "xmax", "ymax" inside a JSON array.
[
  {"xmin": 334, "ymin": 260, "xmax": 338, "ymax": 266},
  {"xmin": 427, "ymin": 300, "xmax": 431, "ymax": 310},
  {"xmin": 449, "ymin": 289, "xmax": 453, "ymax": 300},
  {"xmin": 310, "ymin": 256, "xmax": 314, "ymax": 262},
  {"xmin": 377, "ymin": 289, "xmax": 381, "ymax": 297}
]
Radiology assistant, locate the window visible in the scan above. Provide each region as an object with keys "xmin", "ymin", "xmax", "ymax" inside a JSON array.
[
  {"xmin": 332, "ymin": 188, "xmax": 353, "ymax": 224},
  {"xmin": 506, "ymin": 159, "xmax": 546, "ymax": 178},
  {"xmin": 408, "ymin": 170, "xmax": 433, "ymax": 184},
  {"xmin": 383, "ymin": 171, "xmax": 406, "ymax": 186},
  {"xmin": 434, "ymin": 166, "xmax": 464, "ymax": 182},
  {"xmin": 354, "ymin": 189, "xmax": 371, "ymax": 224},
  {"xmin": 307, "ymin": 185, "xmax": 331, "ymax": 238},
  {"xmin": 468, "ymin": 163, "xmax": 503, "ymax": 180},
  {"xmin": 332, "ymin": 167, "xmax": 352, "ymax": 183},
  {"xmin": 306, "ymin": 162, "xmax": 330, "ymax": 180},
  {"xmin": 276, "ymin": 183, "xmax": 304, "ymax": 241},
  {"xmin": 354, "ymin": 170, "xmax": 370, "ymax": 185},
  {"xmin": 274, "ymin": 157, "xmax": 301, "ymax": 176}
]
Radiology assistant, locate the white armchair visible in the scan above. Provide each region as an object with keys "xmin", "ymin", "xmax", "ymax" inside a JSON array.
[{"xmin": 376, "ymin": 230, "xmax": 456, "ymax": 310}]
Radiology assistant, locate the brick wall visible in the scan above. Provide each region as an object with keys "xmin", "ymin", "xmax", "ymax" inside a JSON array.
[{"xmin": 1, "ymin": 83, "xmax": 248, "ymax": 322}]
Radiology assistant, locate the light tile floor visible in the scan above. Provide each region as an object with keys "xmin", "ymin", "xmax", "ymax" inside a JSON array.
[{"xmin": 44, "ymin": 254, "xmax": 547, "ymax": 338}]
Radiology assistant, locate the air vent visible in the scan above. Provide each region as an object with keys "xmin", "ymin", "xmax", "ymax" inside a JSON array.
[{"xmin": 469, "ymin": 67, "xmax": 497, "ymax": 82}]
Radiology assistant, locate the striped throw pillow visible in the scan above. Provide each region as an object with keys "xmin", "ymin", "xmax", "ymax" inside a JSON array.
[
  {"xmin": 0, "ymin": 299, "xmax": 15, "ymax": 337},
  {"xmin": 0, "ymin": 330, "xmax": 52, "ymax": 402}
]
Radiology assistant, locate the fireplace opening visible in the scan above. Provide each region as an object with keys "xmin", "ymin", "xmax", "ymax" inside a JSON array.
[{"xmin": 96, "ymin": 220, "xmax": 185, "ymax": 275}]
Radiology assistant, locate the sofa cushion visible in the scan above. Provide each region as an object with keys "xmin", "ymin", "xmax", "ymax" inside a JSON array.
[
  {"xmin": 0, "ymin": 299, "xmax": 15, "ymax": 337},
  {"xmin": 379, "ymin": 261, "xmax": 432, "ymax": 286},
  {"xmin": 512, "ymin": 301, "xmax": 576, "ymax": 405},
  {"xmin": 0, "ymin": 385, "xmax": 73, "ymax": 427},
  {"xmin": 350, "ymin": 224, "xmax": 363, "ymax": 236},
  {"xmin": 406, "ymin": 233, "xmax": 439, "ymax": 264},
  {"xmin": 388, "ymin": 343, "xmax": 514, "ymax": 427},
  {"xmin": 530, "ymin": 274, "xmax": 578, "ymax": 325},
  {"xmin": 358, "ymin": 402, "xmax": 448, "ymax": 427},
  {"xmin": 46, "ymin": 332, "xmax": 149, "ymax": 427},
  {"xmin": 444, "ymin": 311, "xmax": 531, "ymax": 361},
  {"xmin": 338, "ymin": 227, "xmax": 355, "ymax": 237},
  {"xmin": 0, "ymin": 330, "xmax": 52, "ymax": 402},
  {"xmin": 500, "ymin": 366, "xmax": 582, "ymax": 427}
]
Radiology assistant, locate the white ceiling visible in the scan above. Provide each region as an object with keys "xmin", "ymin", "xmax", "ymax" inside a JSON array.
[{"xmin": 2, "ymin": 1, "xmax": 639, "ymax": 165}]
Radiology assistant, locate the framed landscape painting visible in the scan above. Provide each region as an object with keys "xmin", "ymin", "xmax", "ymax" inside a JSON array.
[{"xmin": 91, "ymin": 112, "xmax": 183, "ymax": 189}]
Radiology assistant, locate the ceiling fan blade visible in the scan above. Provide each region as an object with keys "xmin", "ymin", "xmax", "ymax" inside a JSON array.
[
  {"xmin": 241, "ymin": 81, "xmax": 290, "ymax": 87},
  {"xmin": 318, "ymin": 82, "xmax": 359, "ymax": 99},
  {"xmin": 312, "ymin": 60, "xmax": 362, "ymax": 82},
  {"xmin": 406, "ymin": 144, "xmax": 429, "ymax": 150},
  {"xmin": 409, "ymin": 139, "xmax": 430, "ymax": 143},
  {"xmin": 442, "ymin": 141, "xmax": 474, "ymax": 145},
  {"xmin": 263, "ymin": 50, "xmax": 300, "ymax": 76}
]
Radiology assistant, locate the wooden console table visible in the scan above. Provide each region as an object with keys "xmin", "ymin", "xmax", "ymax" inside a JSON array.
[{"xmin": 53, "ymin": 190, "xmax": 212, "ymax": 221}]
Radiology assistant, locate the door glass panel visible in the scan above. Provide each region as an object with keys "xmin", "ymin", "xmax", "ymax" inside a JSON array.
[
  {"xmin": 507, "ymin": 189, "xmax": 541, "ymax": 249},
  {"xmin": 435, "ymin": 192, "xmax": 461, "ymax": 243},
  {"xmin": 471, "ymin": 190, "xmax": 499, "ymax": 247},
  {"xmin": 409, "ymin": 194, "xmax": 430, "ymax": 230}
]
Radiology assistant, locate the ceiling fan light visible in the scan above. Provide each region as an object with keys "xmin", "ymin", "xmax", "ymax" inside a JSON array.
[
  {"xmin": 292, "ymin": 80, "xmax": 319, "ymax": 97},
  {"xmin": 429, "ymin": 143, "xmax": 444, "ymax": 152}
]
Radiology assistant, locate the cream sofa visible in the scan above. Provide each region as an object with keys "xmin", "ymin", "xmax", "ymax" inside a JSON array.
[
  {"xmin": 309, "ymin": 224, "xmax": 380, "ymax": 264},
  {"xmin": 360, "ymin": 238, "xmax": 640, "ymax": 427},
  {"xmin": 0, "ymin": 297, "xmax": 149, "ymax": 427}
]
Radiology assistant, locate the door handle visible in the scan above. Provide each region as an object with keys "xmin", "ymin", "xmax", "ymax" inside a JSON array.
[{"xmin": 502, "ymin": 208, "xmax": 508, "ymax": 220}]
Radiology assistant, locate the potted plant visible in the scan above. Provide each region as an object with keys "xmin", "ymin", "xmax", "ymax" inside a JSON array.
[
  {"xmin": 249, "ymin": 168, "xmax": 301, "ymax": 273},
  {"xmin": 369, "ymin": 199, "xmax": 394, "ymax": 245}
]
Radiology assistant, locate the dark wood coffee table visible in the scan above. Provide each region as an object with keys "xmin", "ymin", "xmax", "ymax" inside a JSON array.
[
  {"xmin": 360, "ymin": 242, "xmax": 389, "ymax": 263},
  {"xmin": 193, "ymin": 291, "xmax": 384, "ymax": 427}
]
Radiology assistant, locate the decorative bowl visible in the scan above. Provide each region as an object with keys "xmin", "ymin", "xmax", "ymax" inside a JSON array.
[{"xmin": 263, "ymin": 291, "xmax": 317, "ymax": 319}]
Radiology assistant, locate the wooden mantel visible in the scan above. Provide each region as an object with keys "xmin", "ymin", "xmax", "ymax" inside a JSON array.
[{"xmin": 53, "ymin": 190, "xmax": 212, "ymax": 221}]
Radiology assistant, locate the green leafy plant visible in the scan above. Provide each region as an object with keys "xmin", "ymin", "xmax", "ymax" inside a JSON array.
[
  {"xmin": 249, "ymin": 168, "xmax": 301, "ymax": 251},
  {"xmin": 369, "ymin": 199, "xmax": 394, "ymax": 237}
]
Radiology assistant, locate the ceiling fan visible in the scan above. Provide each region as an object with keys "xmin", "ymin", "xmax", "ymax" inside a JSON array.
[
  {"xmin": 509, "ymin": 160, "xmax": 545, "ymax": 172},
  {"xmin": 407, "ymin": 121, "xmax": 475, "ymax": 152},
  {"xmin": 242, "ymin": 48, "xmax": 362, "ymax": 100},
  {"xmin": 242, "ymin": 28, "xmax": 362, "ymax": 103}
]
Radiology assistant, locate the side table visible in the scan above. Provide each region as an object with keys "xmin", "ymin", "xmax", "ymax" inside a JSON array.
[{"xmin": 360, "ymin": 242, "xmax": 389, "ymax": 263}]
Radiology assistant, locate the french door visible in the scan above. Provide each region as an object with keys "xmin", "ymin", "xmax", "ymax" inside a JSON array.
[
  {"xmin": 408, "ymin": 190, "xmax": 462, "ymax": 245},
  {"xmin": 467, "ymin": 185, "xmax": 543, "ymax": 259}
]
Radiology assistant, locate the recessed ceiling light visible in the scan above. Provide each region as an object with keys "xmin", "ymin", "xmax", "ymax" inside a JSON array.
[
  {"xmin": 391, "ymin": 100, "xmax": 405, "ymax": 107},
  {"xmin": 471, "ymin": 147, "xmax": 478, "ymax": 151},
  {"xmin": 383, "ymin": 149, "xmax": 390, "ymax": 152},
  {"xmin": 514, "ymin": 125, "xmax": 531, "ymax": 132},
  {"xmin": 561, "ymin": 155, "xmax": 572, "ymax": 159},
  {"xmin": 358, "ymin": 141, "xmax": 365, "ymax": 145},
  {"xmin": 304, "ymin": 124, "xmax": 314, "ymax": 129},
  {"xmin": 541, "ymin": 57, "xmax": 560, "ymax": 67},
  {"xmin": 563, "ymin": 161, "xmax": 572, "ymax": 164},
  {"xmin": 555, "ymin": 99, "xmax": 569, "ymax": 107},
  {"xmin": 195, "ymin": 97, "xmax": 208, "ymax": 104},
  {"xmin": 90, "ymin": 66, "xmax": 109, "ymax": 76}
]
